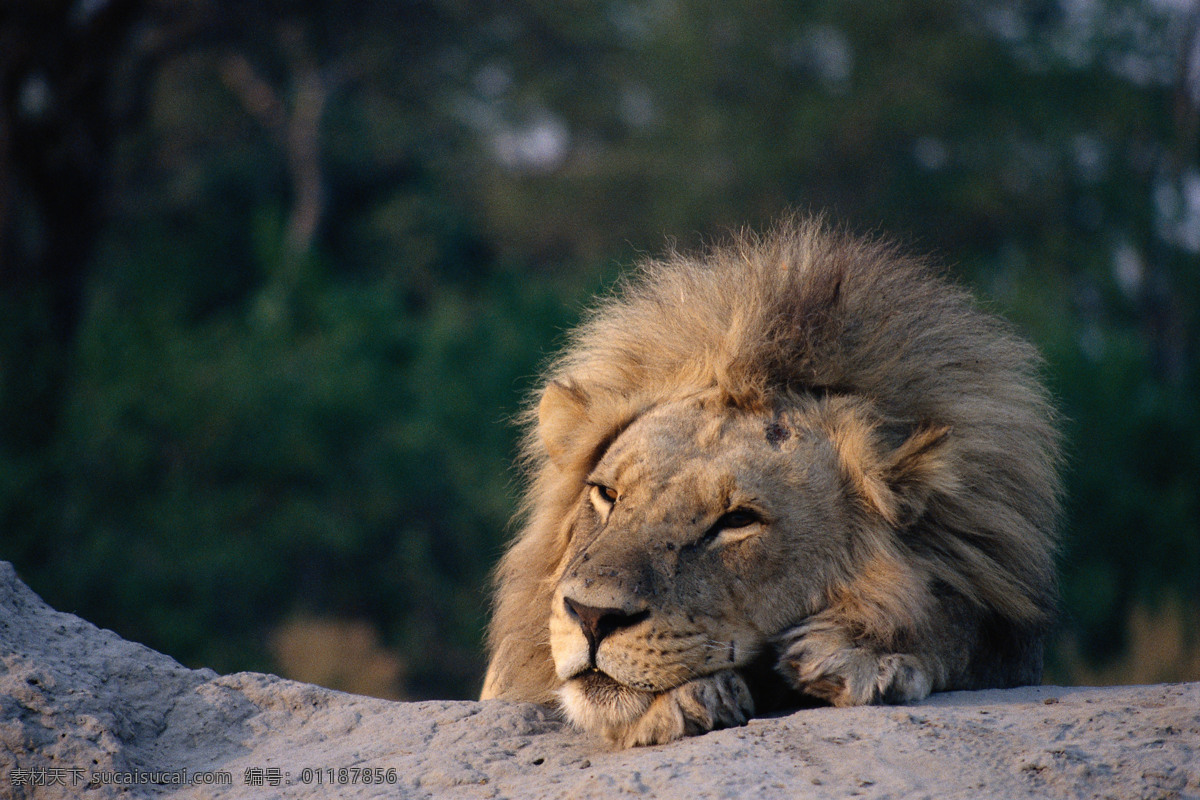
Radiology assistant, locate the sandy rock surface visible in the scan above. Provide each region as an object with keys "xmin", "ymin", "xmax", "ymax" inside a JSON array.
[{"xmin": 1, "ymin": 560, "xmax": 1197, "ymax": 799}]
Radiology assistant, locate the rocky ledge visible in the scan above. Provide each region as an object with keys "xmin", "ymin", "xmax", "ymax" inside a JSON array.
[{"xmin": 0, "ymin": 561, "xmax": 1196, "ymax": 800}]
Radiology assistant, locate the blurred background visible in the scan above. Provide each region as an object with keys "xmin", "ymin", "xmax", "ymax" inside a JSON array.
[{"xmin": 1, "ymin": 0, "xmax": 1197, "ymax": 701}]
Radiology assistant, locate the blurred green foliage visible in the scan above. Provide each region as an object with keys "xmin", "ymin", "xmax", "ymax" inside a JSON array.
[{"xmin": 1, "ymin": 0, "xmax": 1197, "ymax": 698}]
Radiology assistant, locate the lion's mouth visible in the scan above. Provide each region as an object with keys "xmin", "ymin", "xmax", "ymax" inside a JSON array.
[
  {"xmin": 568, "ymin": 668, "xmax": 622, "ymax": 692},
  {"xmin": 557, "ymin": 668, "xmax": 656, "ymax": 732},
  {"xmin": 569, "ymin": 667, "xmax": 662, "ymax": 708},
  {"xmin": 570, "ymin": 666, "xmax": 665, "ymax": 693}
]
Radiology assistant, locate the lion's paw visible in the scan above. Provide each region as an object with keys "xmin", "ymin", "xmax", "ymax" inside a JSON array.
[
  {"xmin": 775, "ymin": 620, "xmax": 933, "ymax": 707},
  {"xmin": 608, "ymin": 670, "xmax": 754, "ymax": 748}
]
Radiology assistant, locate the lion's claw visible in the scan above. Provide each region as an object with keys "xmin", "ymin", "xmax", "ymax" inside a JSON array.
[{"xmin": 775, "ymin": 619, "xmax": 933, "ymax": 707}]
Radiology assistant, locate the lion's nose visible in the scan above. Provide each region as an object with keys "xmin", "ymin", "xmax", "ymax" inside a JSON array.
[{"xmin": 563, "ymin": 597, "xmax": 649, "ymax": 661}]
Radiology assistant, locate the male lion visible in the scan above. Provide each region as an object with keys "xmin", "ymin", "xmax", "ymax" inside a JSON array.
[{"xmin": 481, "ymin": 217, "xmax": 1062, "ymax": 748}]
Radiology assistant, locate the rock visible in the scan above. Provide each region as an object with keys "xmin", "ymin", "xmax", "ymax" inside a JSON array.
[{"xmin": 1, "ymin": 560, "xmax": 1197, "ymax": 799}]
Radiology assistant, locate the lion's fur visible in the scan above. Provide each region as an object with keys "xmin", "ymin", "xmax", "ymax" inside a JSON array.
[{"xmin": 481, "ymin": 216, "xmax": 1062, "ymax": 724}]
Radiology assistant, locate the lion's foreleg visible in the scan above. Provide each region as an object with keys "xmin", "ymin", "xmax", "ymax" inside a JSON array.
[{"xmin": 772, "ymin": 614, "xmax": 949, "ymax": 706}]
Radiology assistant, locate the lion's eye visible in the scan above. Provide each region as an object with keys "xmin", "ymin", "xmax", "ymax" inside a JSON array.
[
  {"xmin": 590, "ymin": 483, "xmax": 619, "ymax": 505},
  {"xmin": 701, "ymin": 508, "xmax": 763, "ymax": 546},
  {"xmin": 716, "ymin": 509, "xmax": 759, "ymax": 529}
]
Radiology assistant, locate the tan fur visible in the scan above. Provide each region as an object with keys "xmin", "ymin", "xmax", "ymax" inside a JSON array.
[{"xmin": 481, "ymin": 216, "xmax": 1063, "ymax": 746}]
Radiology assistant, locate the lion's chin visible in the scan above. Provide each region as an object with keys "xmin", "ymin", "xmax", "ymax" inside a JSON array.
[{"xmin": 556, "ymin": 671, "xmax": 655, "ymax": 734}]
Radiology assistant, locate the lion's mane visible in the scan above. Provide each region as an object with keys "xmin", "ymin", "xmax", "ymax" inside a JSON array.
[{"xmin": 482, "ymin": 216, "xmax": 1062, "ymax": 703}]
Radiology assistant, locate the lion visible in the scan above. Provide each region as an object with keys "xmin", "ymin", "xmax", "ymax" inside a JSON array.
[{"xmin": 480, "ymin": 216, "xmax": 1062, "ymax": 748}]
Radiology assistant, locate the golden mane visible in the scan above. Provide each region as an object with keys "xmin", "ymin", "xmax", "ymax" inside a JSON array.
[{"xmin": 482, "ymin": 216, "xmax": 1062, "ymax": 704}]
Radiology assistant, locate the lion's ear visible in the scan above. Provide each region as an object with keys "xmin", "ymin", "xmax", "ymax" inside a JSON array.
[
  {"xmin": 830, "ymin": 408, "xmax": 956, "ymax": 528},
  {"xmin": 877, "ymin": 423, "xmax": 955, "ymax": 526},
  {"xmin": 538, "ymin": 380, "xmax": 591, "ymax": 468}
]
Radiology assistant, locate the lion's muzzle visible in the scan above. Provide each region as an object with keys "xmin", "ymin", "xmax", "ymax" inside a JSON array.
[{"xmin": 562, "ymin": 596, "xmax": 650, "ymax": 667}]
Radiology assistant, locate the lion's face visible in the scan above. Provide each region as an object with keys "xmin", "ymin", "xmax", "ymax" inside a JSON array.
[{"xmin": 548, "ymin": 395, "xmax": 859, "ymax": 732}]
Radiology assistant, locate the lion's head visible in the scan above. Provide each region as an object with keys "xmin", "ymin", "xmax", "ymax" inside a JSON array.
[
  {"xmin": 543, "ymin": 389, "xmax": 954, "ymax": 735},
  {"xmin": 481, "ymin": 217, "xmax": 1061, "ymax": 747}
]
